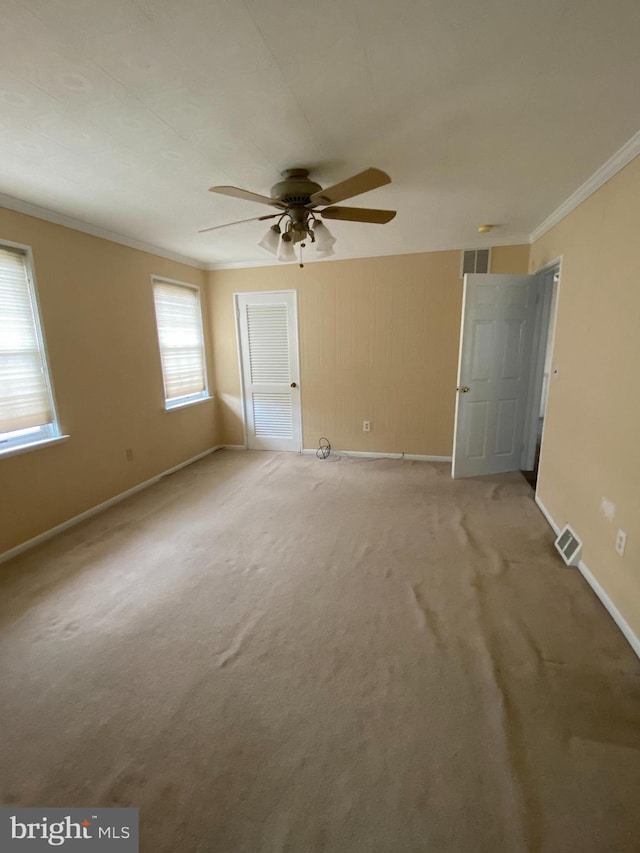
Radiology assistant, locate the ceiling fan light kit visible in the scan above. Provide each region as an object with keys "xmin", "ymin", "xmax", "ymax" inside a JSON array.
[
  {"xmin": 203, "ymin": 167, "xmax": 396, "ymax": 268},
  {"xmin": 277, "ymin": 239, "xmax": 296, "ymax": 263},
  {"xmin": 257, "ymin": 223, "xmax": 281, "ymax": 255},
  {"xmin": 312, "ymin": 220, "xmax": 336, "ymax": 251},
  {"xmin": 315, "ymin": 246, "xmax": 336, "ymax": 259}
]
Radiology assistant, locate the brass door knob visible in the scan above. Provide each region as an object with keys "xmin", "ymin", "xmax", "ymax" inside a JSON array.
[
  {"xmin": 291, "ymin": 382, "xmax": 297, "ymax": 388},
  {"xmin": 457, "ymin": 385, "xmax": 470, "ymax": 393}
]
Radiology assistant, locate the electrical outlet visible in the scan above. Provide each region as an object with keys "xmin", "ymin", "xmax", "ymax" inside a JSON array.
[
  {"xmin": 362, "ymin": 420, "xmax": 371, "ymax": 432},
  {"xmin": 125, "ymin": 448, "xmax": 134, "ymax": 462},
  {"xmin": 615, "ymin": 529, "xmax": 627, "ymax": 557}
]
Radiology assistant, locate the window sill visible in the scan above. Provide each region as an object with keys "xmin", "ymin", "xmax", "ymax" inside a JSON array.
[
  {"xmin": 0, "ymin": 434, "xmax": 70, "ymax": 460},
  {"xmin": 164, "ymin": 395, "xmax": 213, "ymax": 412}
]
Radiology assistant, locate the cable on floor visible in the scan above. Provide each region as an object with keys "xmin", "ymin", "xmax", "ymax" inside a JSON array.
[
  {"xmin": 317, "ymin": 437, "xmax": 331, "ymax": 459},
  {"xmin": 314, "ymin": 437, "xmax": 407, "ymax": 464}
]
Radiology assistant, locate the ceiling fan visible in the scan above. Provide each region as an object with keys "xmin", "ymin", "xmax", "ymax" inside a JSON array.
[{"xmin": 199, "ymin": 167, "xmax": 396, "ymax": 265}]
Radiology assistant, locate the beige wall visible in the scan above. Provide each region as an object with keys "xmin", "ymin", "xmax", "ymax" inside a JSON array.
[
  {"xmin": 490, "ymin": 243, "xmax": 530, "ymax": 274},
  {"xmin": 530, "ymin": 154, "xmax": 640, "ymax": 638},
  {"xmin": 208, "ymin": 244, "xmax": 529, "ymax": 456},
  {"xmin": 0, "ymin": 208, "xmax": 217, "ymax": 554}
]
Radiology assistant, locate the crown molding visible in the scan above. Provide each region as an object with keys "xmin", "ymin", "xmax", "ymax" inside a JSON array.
[
  {"xmin": 0, "ymin": 193, "xmax": 206, "ymax": 270},
  {"xmin": 530, "ymin": 128, "xmax": 640, "ymax": 243}
]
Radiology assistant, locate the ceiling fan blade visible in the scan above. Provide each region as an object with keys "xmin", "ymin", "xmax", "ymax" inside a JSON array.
[
  {"xmin": 208, "ymin": 185, "xmax": 285, "ymax": 208},
  {"xmin": 310, "ymin": 167, "xmax": 391, "ymax": 206},
  {"xmin": 320, "ymin": 207, "xmax": 396, "ymax": 224},
  {"xmin": 198, "ymin": 214, "xmax": 278, "ymax": 234}
]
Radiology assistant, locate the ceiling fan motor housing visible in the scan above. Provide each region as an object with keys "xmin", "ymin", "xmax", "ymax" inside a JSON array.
[{"xmin": 271, "ymin": 169, "xmax": 322, "ymax": 206}]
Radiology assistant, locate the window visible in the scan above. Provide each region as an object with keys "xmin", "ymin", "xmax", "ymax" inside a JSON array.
[
  {"xmin": 0, "ymin": 242, "xmax": 62, "ymax": 455},
  {"xmin": 152, "ymin": 278, "xmax": 209, "ymax": 409}
]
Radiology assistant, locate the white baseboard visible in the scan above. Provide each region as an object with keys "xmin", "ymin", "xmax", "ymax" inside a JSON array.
[
  {"xmin": 402, "ymin": 453, "xmax": 452, "ymax": 462},
  {"xmin": 0, "ymin": 446, "xmax": 223, "ymax": 565},
  {"xmin": 534, "ymin": 494, "xmax": 561, "ymax": 535},
  {"xmin": 576, "ymin": 558, "xmax": 640, "ymax": 660},
  {"xmin": 221, "ymin": 444, "xmax": 247, "ymax": 451},
  {"xmin": 535, "ymin": 494, "xmax": 640, "ymax": 661},
  {"xmin": 302, "ymin": 448, "xmax": 452, "ymax": 462}
]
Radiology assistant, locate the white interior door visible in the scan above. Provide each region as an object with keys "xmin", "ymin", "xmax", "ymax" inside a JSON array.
[
  {"xmin": 452, "ymin": 273, "xmax": 539, "ymax": 478},
  {"xmin": 236, "ymin": 290, "xmax": 302, "ymax": 451}
]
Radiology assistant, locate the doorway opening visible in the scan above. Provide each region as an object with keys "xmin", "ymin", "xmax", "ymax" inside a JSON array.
[{"xmin": 521, "ymin": 262, "xmax": 560, "ymax": 490}]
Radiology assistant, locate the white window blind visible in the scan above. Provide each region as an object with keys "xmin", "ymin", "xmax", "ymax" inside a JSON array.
[
  {"xmin": 0, "ymin": 245, "xmax": 57, "ymax": 443},
  {"xmin": 152, "ymin": 279, "xmax": 208, "ymax": 407}
]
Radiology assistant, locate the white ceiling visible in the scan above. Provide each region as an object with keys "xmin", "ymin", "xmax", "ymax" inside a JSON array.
[{"xmin": 1, "ymin": 0, "xmax": 640, "ymax": 268}]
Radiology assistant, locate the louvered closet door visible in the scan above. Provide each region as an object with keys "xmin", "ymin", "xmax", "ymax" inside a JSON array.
[{"xmin": 236, "ymin": 291, "xmax": 302, "ymax": 451}]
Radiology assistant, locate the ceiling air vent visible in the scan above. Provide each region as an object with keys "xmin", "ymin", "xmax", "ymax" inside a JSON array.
[
  {"xmin": 460, "ymin": 248, "xmax": 491, "ymax": 278},
  {"xmin": 554, "ymin": 525, "xmax": 582, "ymax": 567}
]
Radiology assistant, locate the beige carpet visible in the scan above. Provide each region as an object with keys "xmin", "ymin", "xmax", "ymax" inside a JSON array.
[{"xmin": 1, "ymin": 449, "xmax": 639, "ymax": 852}]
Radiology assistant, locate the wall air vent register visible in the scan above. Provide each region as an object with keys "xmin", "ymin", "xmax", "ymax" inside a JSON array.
[
  {"xmin": 554, "ymin": 525, "xmax": 582, "ymax": 567},
  {"xmin": 460, "ymin": 248, "xmax": 491, "ymax": 278}
]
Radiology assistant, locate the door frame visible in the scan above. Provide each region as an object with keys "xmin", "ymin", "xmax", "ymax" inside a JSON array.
[
  {"xmin": 234, "ymin": 289, "xmax": 303, "ymax": 452},
  {"xmin": 521, "ymin": 257, "xmax": 562, "ymax": 477}
]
